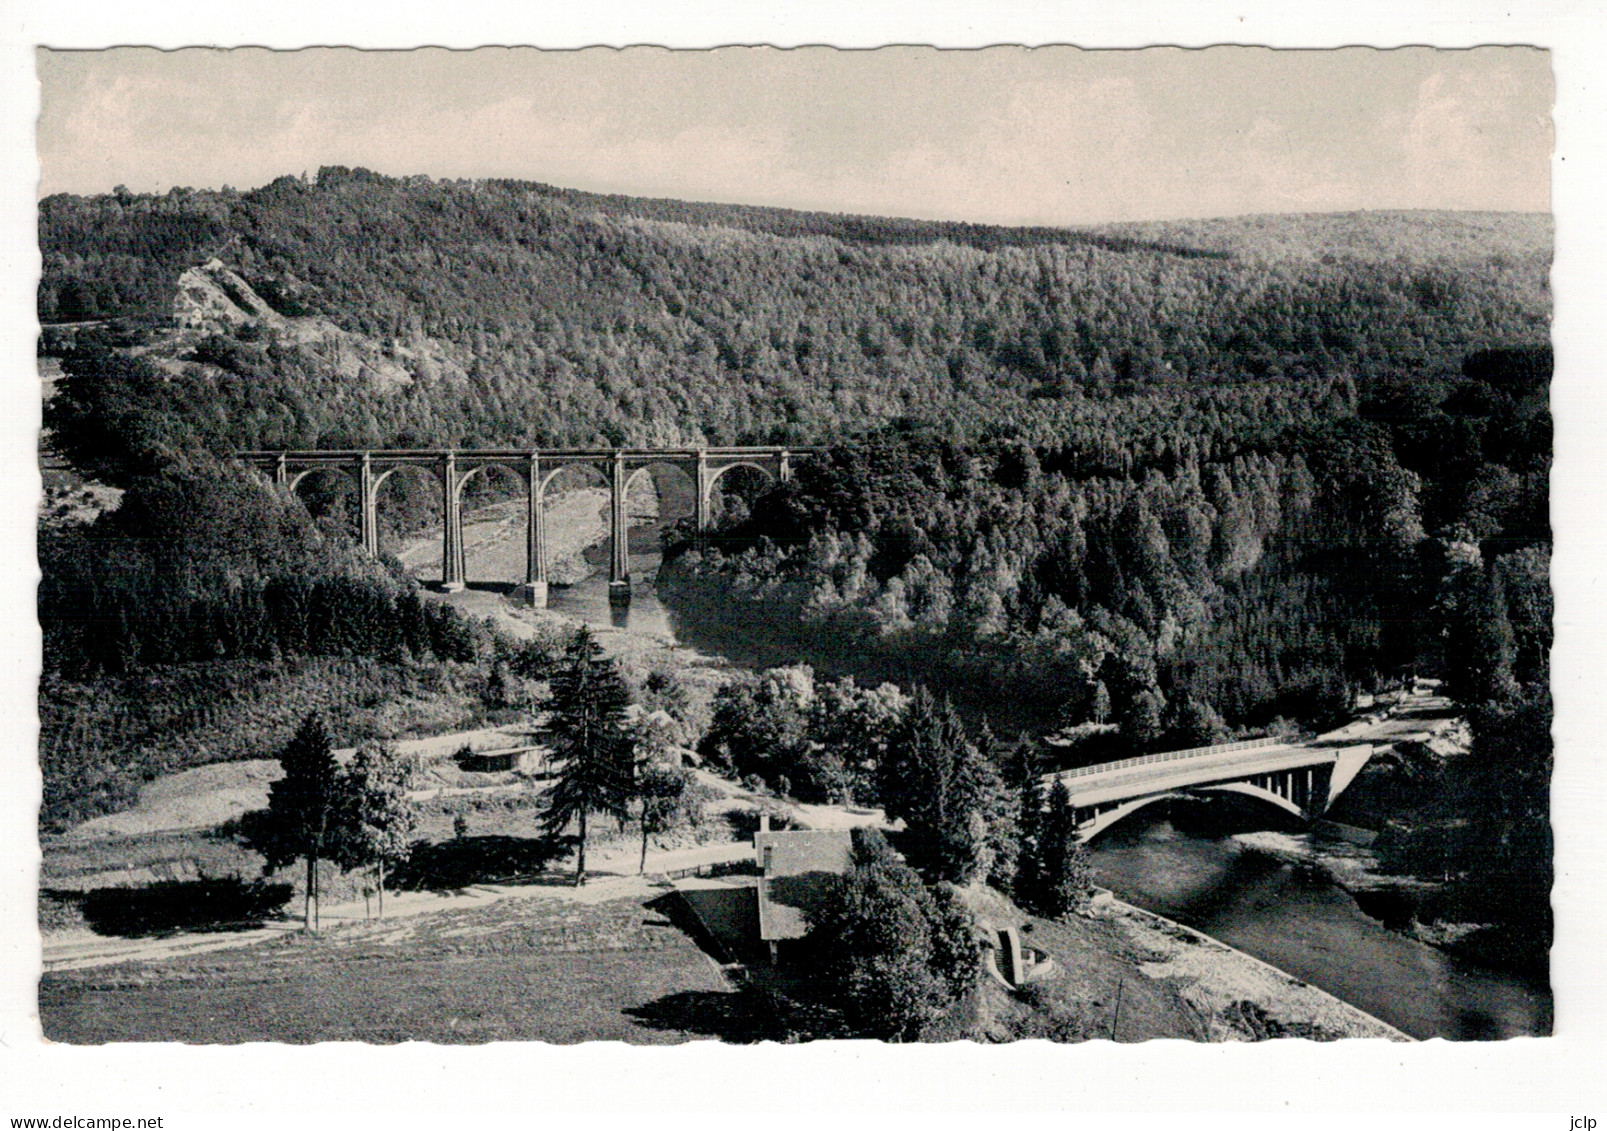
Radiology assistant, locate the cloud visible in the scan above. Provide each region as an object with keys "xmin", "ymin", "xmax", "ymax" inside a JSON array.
[{"xmin": 36, "ymin": 46, "xmax": 1553, "ymax": 222}]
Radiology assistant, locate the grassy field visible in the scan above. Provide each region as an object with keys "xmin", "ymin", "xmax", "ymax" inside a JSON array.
[{"xmin": 41, "ymin": 890, "xmax": 735, "ymax": 1044}]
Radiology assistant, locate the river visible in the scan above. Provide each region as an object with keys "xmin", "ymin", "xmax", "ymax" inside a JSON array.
[
  {"xmin": 547, "ymin": 545, "xmax": 1552, "ymax": 1041},
  {"xmin": 1088, "ymin": 813, "xmax": 1551, "ymax": 1040}
]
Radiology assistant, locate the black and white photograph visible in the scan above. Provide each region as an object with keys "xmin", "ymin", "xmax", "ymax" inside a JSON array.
[{"xmin": 3, "ymin": 5, "xmax": 1604, "ymax": 1122}]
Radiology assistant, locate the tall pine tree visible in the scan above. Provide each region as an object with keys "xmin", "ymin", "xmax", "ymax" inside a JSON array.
[
  {"xmin": 1012, "ymin": 772, "xmax": 1045, "ymax": 909},
  {"xmin": 242, "ymin": 712, "xmax": 340, "ymax": 931},
  {"xmin": 877, "ymin": 687, "xmax": 1003, "ymax": 884},
  {"xmin": 1033, "ymin": 779, "xmax": 1093, "ymax": 919},
  {"xmin": 540, "ymin": 627, "xmax": 635, "ymax": 885}
]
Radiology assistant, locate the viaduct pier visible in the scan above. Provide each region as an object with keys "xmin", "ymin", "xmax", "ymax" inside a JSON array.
[{"xmin": 239, "ymin": 446, "xmax": 806, "ymax": 606}]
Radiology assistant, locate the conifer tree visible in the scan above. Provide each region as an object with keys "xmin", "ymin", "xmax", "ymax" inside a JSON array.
[
  {"xmin": 1034, "ymin": 779, "xmax": 1093, "ymax": 919},
  {"xmin": 539, "ymin": 627, "xmax": 635, "ymax": 885},
  {"xmin": 877, "ymin": 687, "xmax": 1002, "ymax": 884},
  {"xmin": 243, "ymin": 712, "xmax": 340, "ymax": 931},
  {"xmin": 1013, "ymin": 772, "xmax": 1045, "ymax": 909}
]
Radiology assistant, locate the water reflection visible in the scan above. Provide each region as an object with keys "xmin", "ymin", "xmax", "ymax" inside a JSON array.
[
  {"xmin": 546, "ymin": 550, "xmax": 681, "ymax": 641},
  {"xmin": 1089, "ymin": 812, "xmax": 1552, "ymax": 1040}
]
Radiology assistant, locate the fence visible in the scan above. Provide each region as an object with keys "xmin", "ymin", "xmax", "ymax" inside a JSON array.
[
  {"xmin": 1054, "ymin": 736, "xmax": 1287, "ymax": 782},
  {"xmin": 663, "ymin": 859, "xmax": 756, "ymax": 881}
]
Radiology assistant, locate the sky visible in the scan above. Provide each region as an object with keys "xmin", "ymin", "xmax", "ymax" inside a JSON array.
[{"xmin": 35, "ymin": 45, "xmax": 1551, "ymax": 225}]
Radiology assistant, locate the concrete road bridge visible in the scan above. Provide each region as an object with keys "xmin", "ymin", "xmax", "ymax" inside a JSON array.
[
  {"xmin": 1044, "ymin": 736, "xmax": 1375, "ymax": 841},
  {"xmin": 238, "ymin": 446, "xmax": 809, "ymax": 605}
]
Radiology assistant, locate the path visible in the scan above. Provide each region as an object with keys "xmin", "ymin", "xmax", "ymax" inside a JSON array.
[
  {"xmin": 40, "ymin": 836, "xmax": 758, "ymax": 973},
  {"xmin": 42, "ymin": 760, "xmax": 886, "ymax": 974}
]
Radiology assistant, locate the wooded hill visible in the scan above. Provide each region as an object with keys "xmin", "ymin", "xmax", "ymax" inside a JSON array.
[{"xmin": 39, "ymin": 169, "xmax": 1549, "ymax": 451}]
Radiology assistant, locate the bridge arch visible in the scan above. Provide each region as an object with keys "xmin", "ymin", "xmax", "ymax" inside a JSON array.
[
  {"xmin": 539, "ymin": 460, "xmax": 610, "ymax": 499},
  {"xmin": 369, "ymin": 463, "xmax": 444, "ymax": 568},
  {"xmin": 624, "ymin": 461, "xmax": 699, "ymax": 544},
  {"xmin": 703, "ymin": 461, "xmax": 776, "ymax": 526},
  {"xmin": 704, "ymin": 460, "xmax": 776, "ymax": 495},
  {"xmin": 454, "ymin": 460, "xmax": 530, "ymax": 507},
  {"xmin": 453, "ymin": 462, "xmax": 532, "ymax": 589},
  {"xmin": 288, "ymin": 464, "xmax": 355, "ymax": 497},
  {"xmin": 1194, "ymin": 781, "xmax": 1309, "ymax": 822},
  {"xmin": 1077, "ymin": 792, "xmax": 1197, "ymax": 843},
  {"xmin": 285, "ymin": 465, "xmax": 361, "ymax": 541},
  {"xmin": 1077, "ymin": 782, "xmax": 1312, "ymax": 843},
  {"xmin": 370, "ymin": 463, "xmax": 442, "ymax": 495}
]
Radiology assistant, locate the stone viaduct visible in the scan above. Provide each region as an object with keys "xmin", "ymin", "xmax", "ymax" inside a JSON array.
[{"xmin": 238, "ymin": 447, "xmax": 806, "ymax": 606}]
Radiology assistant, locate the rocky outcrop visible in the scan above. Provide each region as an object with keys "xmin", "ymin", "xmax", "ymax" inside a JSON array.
[
  {"xmin": 171, "ymin": 259, "xmax": 475, "ymax": 394},
  {"xmin": 174, "ymin": 259, "xmax": 282, "ymax": 332}
]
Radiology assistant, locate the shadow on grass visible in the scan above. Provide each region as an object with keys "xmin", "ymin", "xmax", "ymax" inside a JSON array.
[
  {"xmin": 624, "ymin": 989, "xmax": 778, "ymax": 1043},
  {"xmin": 645, "ymin": 891, "xmax": 759, "ymax": 966},
  {"xmin": 626, "ymin": 979, "xmax": 848, "ymax": 1044},
  {"xmin": 390, "ymin": 834, "xmax": 570, "ymax": 892},
  {"xmin": 69, "ymin": 878, "xmax": 292, "ymax": 938}
]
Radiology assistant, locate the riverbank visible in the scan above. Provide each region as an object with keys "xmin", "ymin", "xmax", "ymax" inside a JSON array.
[
  {"xmin": 1231, "ymin": 826, "xmax": 1550, "ymax": 991},
  {"xmin": 1092, "ymin": 891, "xmax": 1410, "ymax": 1040},
  {"xmin": 955, "ymin": 882, "xmax": 1407, "ymax": 1042}
]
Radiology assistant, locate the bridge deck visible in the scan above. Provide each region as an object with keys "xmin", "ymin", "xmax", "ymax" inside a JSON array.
[
  {"xmin": 238, "ymin": 446, "xmax": 816, "ymax": 461},
  {"xmin": 1049, "ymin": 740, "xmax": 1341, "ymax": 809}
]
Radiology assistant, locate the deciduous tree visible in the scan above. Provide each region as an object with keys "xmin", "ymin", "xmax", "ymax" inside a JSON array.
[
  {"xmin": 240, "ymin": 712, "xmax": 340, "ymax": 931},
  {"xmin": 633, "ymin": 758, "xmax": 698, "ymax": 874},
  {"xmin": 331, "ymin": 743, "xmax": 418, "ymax": 918},
  {"xmin": 803, "ymin": 828, "xmax": 979, "ymax": 1041}
]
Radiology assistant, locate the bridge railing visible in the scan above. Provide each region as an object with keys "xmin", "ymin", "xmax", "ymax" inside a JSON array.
[
  {"xmin": 1053, "ymin": 736, "xmax": 1286, "ymax": 782},
  {"xmin": 236, "ymin": 446, "xmax": 820, "ymax": 460}
]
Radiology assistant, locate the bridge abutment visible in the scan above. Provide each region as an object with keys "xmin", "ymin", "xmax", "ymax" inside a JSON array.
[{"xmin": 514, "ymin": 580, "xmax": 549, "ymax": 608}]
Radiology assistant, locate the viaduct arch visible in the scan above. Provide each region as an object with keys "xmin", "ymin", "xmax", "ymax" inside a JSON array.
[{"xmin": 245, "ymin": 446, "xmax": 806, "ymax": 606}]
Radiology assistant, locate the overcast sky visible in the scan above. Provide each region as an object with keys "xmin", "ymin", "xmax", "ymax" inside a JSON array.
[{"xmin": 36, "ymin": 45, "xmax": 1551, "ymax": 225}]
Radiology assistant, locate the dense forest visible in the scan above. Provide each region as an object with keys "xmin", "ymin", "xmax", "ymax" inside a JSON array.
[
  {"xmin": 40, "ymin": 169, "xmax": 1547, "ymax": 451},
  {"xmin": 663, "ymin": 347, "xmax": 1549, "ymax": 739},
  {"xmin": 38, "ymin": 171, "xmax": 1550, "ymax": 959}
]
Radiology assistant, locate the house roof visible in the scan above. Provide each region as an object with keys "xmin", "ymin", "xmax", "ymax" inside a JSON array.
[{"xmin": 753, "ymin": 829, "xmax": 854, "ymax": 942}]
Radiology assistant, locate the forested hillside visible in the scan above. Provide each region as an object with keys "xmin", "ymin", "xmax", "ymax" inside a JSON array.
[
  {"xmin": 40, "ymin": 168, "xmax": 1548, "ymax": 452},
  {"xmin": 38, "ymin": 172, "xmax": 1551, "ymax": 950}
]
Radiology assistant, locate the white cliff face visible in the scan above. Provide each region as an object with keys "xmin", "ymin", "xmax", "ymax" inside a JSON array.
[{"xmin": 173, "ymin": 259, "xmax": 284, "ymax": 332}]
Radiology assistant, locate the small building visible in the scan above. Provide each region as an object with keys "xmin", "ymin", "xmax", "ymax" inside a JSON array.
[
  {"xmin": 452, "ymin": 744, "xmax": 545, "ymax": 774},
  {"xmin": 753, "ymin": 816, "xmax": 853, "ymax": 964}
]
